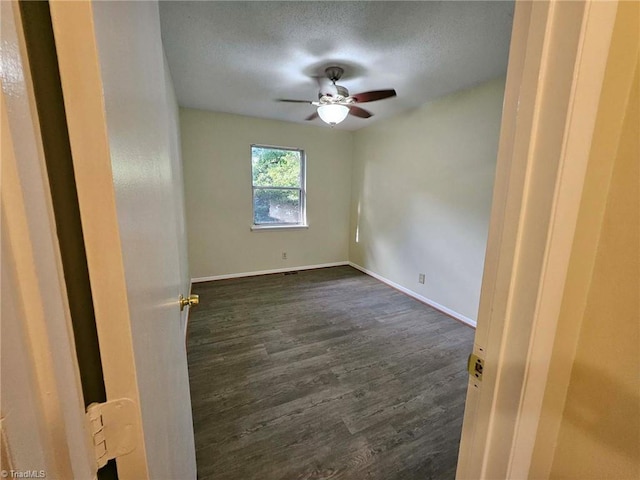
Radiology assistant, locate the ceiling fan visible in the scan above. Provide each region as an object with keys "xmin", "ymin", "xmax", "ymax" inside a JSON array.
[{"xmin": 278, "ymin": 66, "xmax": 397, "ymax": 126}]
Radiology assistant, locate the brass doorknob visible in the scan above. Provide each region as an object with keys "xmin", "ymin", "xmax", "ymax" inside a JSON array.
[{"xmin": 179, "ymin": 294, "xmax": 199, "ymax": 311}]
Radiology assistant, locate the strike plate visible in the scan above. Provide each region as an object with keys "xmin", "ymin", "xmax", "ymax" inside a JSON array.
[{"xmin": 468, "ymin": 353, "xmax": 484, "ymax": 382}]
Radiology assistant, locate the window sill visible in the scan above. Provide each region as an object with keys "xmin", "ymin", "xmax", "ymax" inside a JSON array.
[{"xmin": 251, "ymin": 224, "xmax": 309, "ymax": 232}]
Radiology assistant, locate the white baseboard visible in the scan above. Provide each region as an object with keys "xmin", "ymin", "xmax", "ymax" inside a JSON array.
[
  {"xmin": 191, "ymin": 261, "xmax": 350, "ymax": 283},
  {"xmin": 191, "ymin": 261, "xmax": 476, "ymax": 328},
  {"xmin": 348, "ymin": 262, "xmax": 477, "ymax": 328}
]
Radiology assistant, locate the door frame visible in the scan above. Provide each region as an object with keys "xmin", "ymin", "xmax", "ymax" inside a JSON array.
[
  {"xmin": 1, "ymin": 2, "xmax": 94, "ymax": 478},
  {"xmin": 456, "ymin": 0, "xmax": 624, "ymax": 478},
  {"xmin": 3, "ymin": 0, "xmax": 628, "ymax": 478},
  {"xmin": 47, "ymin": 1, "xmax": 151, "ymax": 478}
]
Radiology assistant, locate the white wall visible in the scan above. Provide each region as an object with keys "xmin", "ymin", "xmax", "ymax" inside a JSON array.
[
  {"xmin": 181, "ymin": 109, "xmax": 353, "ymax": 279},
  {"xmin": 547, "ymin": 19, "xmax": 639, "ymax": 478},
  {"xmin": 349, "ymin": 78, "xmax": 505, "ymax": 322}
]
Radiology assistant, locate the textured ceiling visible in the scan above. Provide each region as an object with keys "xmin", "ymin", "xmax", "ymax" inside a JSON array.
[{"xmin": 160, "ymin": 1, "xmax": 514, "ymax": 130}]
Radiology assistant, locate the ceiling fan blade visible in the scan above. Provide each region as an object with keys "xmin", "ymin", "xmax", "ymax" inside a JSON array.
[
  {"xmin": 305, "ymin": 111, "xmax": 319, "ymax": 121},
  {"xmin": 349, "ymin": 106, "xmax": 373, "ymax": 119},
  {"xmin": 277, "ymin": 99, "xmax": 314, "ymax": 104},
  {"xmin": 351, "ymin": 89, "xmax": 397, "ymax": 103}
]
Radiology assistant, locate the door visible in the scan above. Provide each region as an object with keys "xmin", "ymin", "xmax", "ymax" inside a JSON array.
[
  {"xmin": 456, "ymin": 1, "xmax": 623, "ymax": 478},
  {"xmin": 49, "ymin": 1, "xmax": 196, "ymax": 479}
]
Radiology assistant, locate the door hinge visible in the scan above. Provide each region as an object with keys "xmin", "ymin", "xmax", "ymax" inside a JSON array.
[
  {"xmin": 86, "ymin": 398, "xmax": 138, "ymax": 469},
  {"xmin": 467, "ymin": 353, "xmax": 484, "ymax": 382}
]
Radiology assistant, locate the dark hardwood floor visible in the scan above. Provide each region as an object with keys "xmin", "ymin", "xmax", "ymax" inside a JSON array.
[{"xmin": 188, "ymin": 266, "xmax": 474, "ymax": 480}]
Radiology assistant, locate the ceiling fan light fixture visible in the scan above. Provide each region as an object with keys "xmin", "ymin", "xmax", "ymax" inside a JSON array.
[{"xmin": 317, "ymin": 104, "xmax": 349, "ymax": 126}]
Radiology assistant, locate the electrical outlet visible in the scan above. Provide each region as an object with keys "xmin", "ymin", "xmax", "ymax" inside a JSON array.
[
  {"xmin": 418, "ymin": 273, "xmax": 425, "ymax": 284},
  {"xmin": 282, "ymin": 252, "xmax": 287, "ymax": 260}
]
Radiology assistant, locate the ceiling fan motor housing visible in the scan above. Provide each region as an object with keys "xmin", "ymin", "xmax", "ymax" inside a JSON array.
[
  {"xmin": 334, "ymin": 85, "xmax": 349, "ymax": 98},
  {"xmin": 325, "ymin": 66, "xmax": 344, "ymax": 83},
  {"xmin": 319, "ymin": 66, "xmax": 350, "ymax": 100}
]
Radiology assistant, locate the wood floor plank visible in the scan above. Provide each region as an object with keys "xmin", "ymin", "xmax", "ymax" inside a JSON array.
[{"xmin": 188, "ymin": 266, "xmax": 474, "ymax": 480}]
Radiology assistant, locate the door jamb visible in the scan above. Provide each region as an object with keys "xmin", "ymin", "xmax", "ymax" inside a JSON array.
[
  {"xmin": 48, "ymin": 1, "xmax": 150, "ymax": 478},
  {"xmin": 457, "ymin": 1, "xmax": 621, "ymax": 478},
  {"xmin": 1, "ymin": 2, "xmax": 94, "ymax": 477}
]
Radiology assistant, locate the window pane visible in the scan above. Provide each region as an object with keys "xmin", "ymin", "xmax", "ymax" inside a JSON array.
[
  {"xmin": 251, "ymin": 147, "xmax": 301, "ymax": 187},
  {"xmin": 253, "ymin": 188, "xmax": 301, "ymax": 224}
]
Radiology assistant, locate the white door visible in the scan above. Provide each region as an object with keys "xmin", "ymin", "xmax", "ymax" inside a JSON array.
[
  {"xmin": 50, "ymin": 1, "xmax": 196, "ymax": 479},
  {"xmin": 456, "ymin": 1, "xmax": 622, "ymax": 478}
]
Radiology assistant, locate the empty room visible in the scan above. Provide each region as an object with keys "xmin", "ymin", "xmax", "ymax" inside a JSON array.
[
  {"xmin": 4, "ymin": 1, "xmax": 638, "ymax": 480},
  {"xmin": 163, "ymin": 1, "xmax": 511, "ymax": 478}
]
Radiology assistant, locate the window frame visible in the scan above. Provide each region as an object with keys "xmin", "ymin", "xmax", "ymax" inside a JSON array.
[{"xmin": 250, "ymin": 144, "xmax": 307, "ymax": 230}]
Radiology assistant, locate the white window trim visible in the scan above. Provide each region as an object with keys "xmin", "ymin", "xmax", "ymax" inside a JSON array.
[
  {"xmin": 250, "ymin": 224, "xmax": 309, "ymax": 231},
  {"xmin": 251, "ymin": 144, "xmax": 307, "ymax": 228}
]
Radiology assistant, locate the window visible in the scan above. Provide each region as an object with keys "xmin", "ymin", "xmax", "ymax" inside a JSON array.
[{"xmin": 251, "ymin": 145, "xmax": 306, "ymax": 228}]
